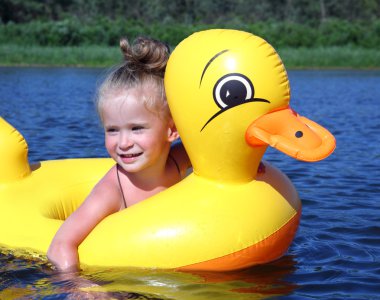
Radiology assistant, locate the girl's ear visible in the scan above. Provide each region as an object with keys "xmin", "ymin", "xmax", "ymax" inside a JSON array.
[{"xmin": 167, "ymin": 121, "xmax": 180, "ymax": 142}]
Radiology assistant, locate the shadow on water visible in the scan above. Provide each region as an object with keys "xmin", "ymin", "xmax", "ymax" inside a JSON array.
[{"xmin": 0, "ymin": 247, "xmax": 298, "ymax": 300}]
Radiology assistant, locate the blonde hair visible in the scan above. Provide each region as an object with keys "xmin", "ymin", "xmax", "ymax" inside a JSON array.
[{"xmin": 96, "ymin": 36, "xmax": 171, "ymax": 121}]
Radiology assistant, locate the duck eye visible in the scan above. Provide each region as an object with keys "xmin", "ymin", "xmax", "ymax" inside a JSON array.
[{"xmin": 213, "ymin": 73, "xmax": 254, "ymax": 109}]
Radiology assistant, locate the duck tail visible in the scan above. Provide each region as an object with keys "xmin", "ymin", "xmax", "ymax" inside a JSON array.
[{"xmin": 0, "ymin": 117, "xmax": 31, "ymax": 183}]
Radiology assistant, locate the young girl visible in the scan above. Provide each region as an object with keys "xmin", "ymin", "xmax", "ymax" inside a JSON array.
[{"xmin": 47, "ymin": 36, "xmax": 190, "ymax": 272}]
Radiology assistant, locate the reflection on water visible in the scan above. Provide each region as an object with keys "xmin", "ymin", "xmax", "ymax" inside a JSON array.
[
  {"xmin": 1, "ymin": 68, "xmax": 380, "ymax": 299},
  {"xmin": 0, "ymin": 247, "xmax": 298, "ymax": 299}
]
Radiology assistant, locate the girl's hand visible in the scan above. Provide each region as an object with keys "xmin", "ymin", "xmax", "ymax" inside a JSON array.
[{"xmin": 47, "ymin": 242, "xmax": 80, "ymax": 272}]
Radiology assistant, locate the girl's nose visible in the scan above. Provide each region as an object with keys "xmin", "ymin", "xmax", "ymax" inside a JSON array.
[{"xmin": 118, "ymin": 132, "xmax": 133, "ymax": 149}]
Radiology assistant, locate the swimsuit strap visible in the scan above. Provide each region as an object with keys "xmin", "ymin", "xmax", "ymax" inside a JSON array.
[
  {"xmin": 116, "ymin": 164, "xmax": 127, "ymax": 208},
  {"xmin": 168, "ymin": 154, "xmax": 181, "ymax": 176}
]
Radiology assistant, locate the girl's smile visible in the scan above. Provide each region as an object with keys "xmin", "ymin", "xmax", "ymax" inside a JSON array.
[{"xmin": 118, "ymin": 152, "xmax": 143, "ymax": 164}]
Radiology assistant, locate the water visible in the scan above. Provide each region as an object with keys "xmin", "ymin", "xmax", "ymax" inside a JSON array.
[{"xmin": 1, "ymin": 67, "xmax": 380, "ymax": 299}]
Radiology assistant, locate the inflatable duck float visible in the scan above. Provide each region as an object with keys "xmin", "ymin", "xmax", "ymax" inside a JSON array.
[{"xmin": 0, "ymin": 29, "xmax": 335, "ymax": 271}]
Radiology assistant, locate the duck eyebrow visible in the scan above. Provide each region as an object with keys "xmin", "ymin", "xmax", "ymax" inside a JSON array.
[{"xmin": 199, "ymin": 49, "xmax": 229, "ymax": 87}]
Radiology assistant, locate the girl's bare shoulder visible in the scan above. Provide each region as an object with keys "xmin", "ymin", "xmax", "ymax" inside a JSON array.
[{"xmin": 86, "ymin": 165, "xmax": 122, "ymax": 212}]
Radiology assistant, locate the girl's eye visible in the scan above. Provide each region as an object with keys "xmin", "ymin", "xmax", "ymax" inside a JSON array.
[
  {"xmin": 105, "ymin": 127, "xmax": 118, "ymax": 133},
  {"xmin": 132, "ymin": 126, "xmax": 145, "ymax": 131}
]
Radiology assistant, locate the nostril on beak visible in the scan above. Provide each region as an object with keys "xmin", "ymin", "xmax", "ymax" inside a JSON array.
[{"xmin": 295, "ymin": 131, "xmax": 303, "ymax": 138}]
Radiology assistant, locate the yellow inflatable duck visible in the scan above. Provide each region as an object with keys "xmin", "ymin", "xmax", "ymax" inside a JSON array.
[{"xmin": 0, "ymin": 29, "xmax": 335, "ymax": 271}]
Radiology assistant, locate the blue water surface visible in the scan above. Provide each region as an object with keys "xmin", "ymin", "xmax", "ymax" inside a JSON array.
[{"xmin": 0, "ymin": 67, "xmax": 379, "ymax": 299}]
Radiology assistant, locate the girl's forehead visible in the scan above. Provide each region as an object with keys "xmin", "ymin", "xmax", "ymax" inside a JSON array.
[
  {"xmin": 103, "ymin": 94, "xmax": 158, "ymax": 120},
  {"xmin": 104, "ymin": 95, "xmax": 143, "ymax": 114},
  {"xmin": 99, "ymin": 82, "xmax": 167, "ymax": 122},
  {"xmin": 107, "ymin": 85, "xmax": 156, "ymax": 102}
]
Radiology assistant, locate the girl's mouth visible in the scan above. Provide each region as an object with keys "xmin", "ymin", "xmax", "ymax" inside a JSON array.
[
  {"xmin": 119, "ymin": 152, "xmax": 143, "ymax": 163},
  {"xmin": 120, "ymin": 153, "xmax": 143, "ymax": 158}
]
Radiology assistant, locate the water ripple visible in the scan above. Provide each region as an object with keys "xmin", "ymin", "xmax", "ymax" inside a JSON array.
[{"xmin": 1, "ymin": 68, "xmax": 380, "ymax": 299}]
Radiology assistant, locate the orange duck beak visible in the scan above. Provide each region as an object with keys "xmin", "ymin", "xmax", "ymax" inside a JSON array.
[{"xmin": 245, "ymin": 107, "xmax": 336, "ymax": 162}]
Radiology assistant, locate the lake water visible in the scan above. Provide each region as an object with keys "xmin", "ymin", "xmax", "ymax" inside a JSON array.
[{"xmin": 0, "ymin": 67, "xmax": 379, "ymax": 299}]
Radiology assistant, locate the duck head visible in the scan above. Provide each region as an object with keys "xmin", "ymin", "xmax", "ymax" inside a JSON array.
[{"xmin": 165, "ymin": 29, "xmax": 335, "ymax": 183}]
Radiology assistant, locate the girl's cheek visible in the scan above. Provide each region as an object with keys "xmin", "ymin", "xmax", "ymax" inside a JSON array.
[{"xmin": 105, "ymin": 137, "xmax": 115, "ymax": 149}]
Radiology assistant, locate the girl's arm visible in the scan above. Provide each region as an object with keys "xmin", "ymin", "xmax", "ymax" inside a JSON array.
[{"xmin": 47, "ymin": 167, "xmax": 121, "ymax": 272}]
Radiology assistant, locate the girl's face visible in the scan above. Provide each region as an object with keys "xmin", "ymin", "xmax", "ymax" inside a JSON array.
[{"xmin": 101, "ymin": 88, "xmax": 177, "ymax": 174}]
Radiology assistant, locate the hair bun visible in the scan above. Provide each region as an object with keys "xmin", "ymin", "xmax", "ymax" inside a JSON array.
[{"xmin": 120, "ymin": 36, "xmax": 170, "ymax": 76}]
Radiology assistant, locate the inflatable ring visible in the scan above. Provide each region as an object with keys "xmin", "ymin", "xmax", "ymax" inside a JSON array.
[{"xmin": 0, "ymin": 29, "xmax": 335, "ymax": 271}]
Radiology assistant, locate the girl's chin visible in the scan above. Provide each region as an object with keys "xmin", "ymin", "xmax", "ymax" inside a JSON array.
[
  {"xmin": 117, "ymin": 160, "xmax": 148, "ymax": 173},
  {"xmin": 118, "ymin": 163, "xmax": 142, "ymax": 173}
]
